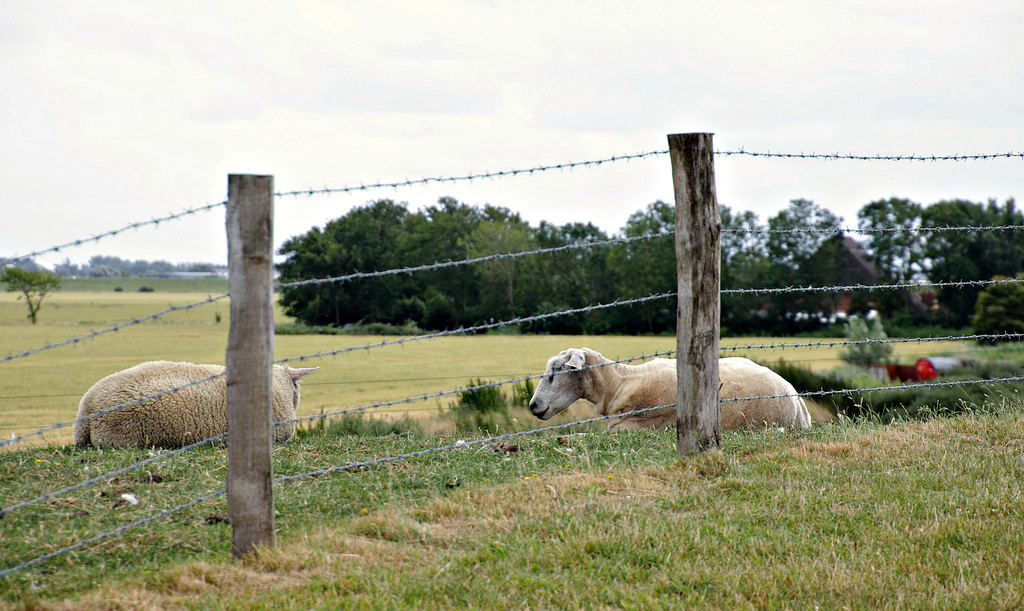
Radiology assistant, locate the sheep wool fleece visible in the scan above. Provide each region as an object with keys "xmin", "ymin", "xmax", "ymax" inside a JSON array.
[{"xmin": 73, "ymin": 361, "xmax": 318, "ymax": 448}]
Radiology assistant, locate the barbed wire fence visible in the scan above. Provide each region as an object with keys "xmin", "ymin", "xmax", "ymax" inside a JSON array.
[
  {"xmin": 4, "ymin": 148, "xmax": 1022, "ymax": 266},
  {"xmin": 3, "ymin": 144, "xmax": 1024, "ymax": 578}
]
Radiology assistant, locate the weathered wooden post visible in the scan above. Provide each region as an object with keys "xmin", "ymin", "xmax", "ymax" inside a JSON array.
[
  {"xmin": 226, "ymin": 174, "xmax": 276, "ymax": 556},
  {"xmin": 669, "ymin": 133, "xmax": 721, "ymax": 455}
]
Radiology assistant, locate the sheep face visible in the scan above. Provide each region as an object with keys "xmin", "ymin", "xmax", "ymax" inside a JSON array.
[{"xmin": 529, "ymin": 348, "xmax": 588, "ymax": 420}]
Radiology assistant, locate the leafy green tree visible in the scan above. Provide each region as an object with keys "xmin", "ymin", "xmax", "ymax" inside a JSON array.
[
  {"xmin": 766, "ymin": 199, "xmax": 842, "ymax": 273},
  {"xmin": 857, "ymin": 197, "xmax": 924, "ymax": 284},
  {"xmin": 720, "ymin": 206, "xmax": 771, "ymax": 334},
  {"xmin": 840, "ymin": 314, "xmax": 894, "ymax": 367},
  {"xmin": 607, "ymin": 201, "xmax": 676, "ymax": 334},
  {"xmin": 467, "ymin": 206, "xmax": 536, "ymax": 321},
  {"xmin": 855, "ymin": 197, "xmax": 926, "ymax": 319},
  {"xmin": 922, "ymin": 199, "xmax": 1024, "ymax": 326},
  {"xmin": 764, "ymin": 199, "xmax": 843, "ymax": 331},
  {"xmin": 402, "ymin": 197, "xmax": 485, "ymax": 328},
  {"xmin": 528, "ymin": 221, "xmax": 614, "ymax": 334},
  {"xmin": 2, "ymin": 266, "xmax": 62, "ymax": 324},
  {"xmin": 277, "ymin": 199, "xmax": 410, "ymax": 326},
  {"xmin": 972, "ymin": 274, "xmax": 1024, "ymax": 344}
]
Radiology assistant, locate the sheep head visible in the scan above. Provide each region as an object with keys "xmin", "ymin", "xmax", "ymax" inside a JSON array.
[{"xmin": 529, "ymin": 348, "xmax": 589, "ymax": 420}]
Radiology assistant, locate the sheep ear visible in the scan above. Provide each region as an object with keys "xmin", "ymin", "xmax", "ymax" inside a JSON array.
[
  {"xmin": 289, "ymin": 366, "xmax": 319, "ymax": 382},
  {"xmin": 565, "ymin": 350, "xmax": 586, "ymax": 370}
]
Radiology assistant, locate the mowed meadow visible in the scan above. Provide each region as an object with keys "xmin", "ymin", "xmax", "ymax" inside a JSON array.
[
  {"xmin": 4, "ymin": 281, "xmax": 1024, "ymax": 608},
  {"xmin": 0, "ymin": 279, "xmax": 975, "ymax": 446}
]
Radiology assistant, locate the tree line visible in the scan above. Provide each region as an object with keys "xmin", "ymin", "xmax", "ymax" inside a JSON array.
[
  {"xmin": 275, "ymin": 196, "xmax": 1024, "ymax": 335},
  {"xmin": 53, "ymin": 256, "xmax": 220, "ymax": 278}
]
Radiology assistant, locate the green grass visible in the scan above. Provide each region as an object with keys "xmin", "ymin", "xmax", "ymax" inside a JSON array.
[
  {"xmin": 3, "ymin": 400, "xmax": 1024, "ymax": 609},
  {"xmin": 3, "ymin": 284, "xmax": 1024, "ymax": 608},
  {"xmin": 55, "ymin": 277, "xmax": 230, "ymax": 293}
]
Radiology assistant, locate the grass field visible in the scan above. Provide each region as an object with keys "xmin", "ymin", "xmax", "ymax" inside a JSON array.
[
  {"xmin": 0, "ymin": 284, "xmax": 976, "ymax": 447},
  {"xmin": 3, "ymin": 401, "xmax": 1024, "ymax": 608},
  {"xmin": 2, "ymin": 282, "xmax": 1023, "ymax": 608}
]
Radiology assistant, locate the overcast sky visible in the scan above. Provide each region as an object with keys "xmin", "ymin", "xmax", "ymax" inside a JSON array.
[{"xmin": 3, "ymin": 0, "xmax": 1022, "ymax": 268}]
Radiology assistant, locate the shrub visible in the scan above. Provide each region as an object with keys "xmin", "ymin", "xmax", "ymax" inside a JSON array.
[
  {"xmin": 455, "ymin": 379, "xmax": 507, "ymax": 412},
  {"xmin": 511, "ymin": 378, "xmax": 535, "ymax": 408},
  {"xmin": 770, "ymin": 358, "xmax": 1024, "ymax": 422},
  {"xmin": 296, "ymin": 412, "xmax": 423, "ymax": 439},
  {"xmin": 972, "ymin": 274, "xmax": 1024, "ymax": 344},
  {"xmin": 275, "ymin": 321, "xmax": 425, "ymax": 336},
  {"xmin": 448, "ymin": 379, "xmax": 511, "ymax": 435},
  {"xmin": 769, "ymin": 359, "xmax": 863, "ymax": 418}
]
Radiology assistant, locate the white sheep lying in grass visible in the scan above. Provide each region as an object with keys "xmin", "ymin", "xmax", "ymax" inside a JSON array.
[
  {"xmin": 528, "ymin": 347, "xmax": 811, "ymax": 431},
  {"xmin": 73, "ymin": 361, "xmax": 318, "ymax": 448}
]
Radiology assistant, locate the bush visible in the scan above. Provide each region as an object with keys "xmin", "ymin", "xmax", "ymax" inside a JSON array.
[
  {"xmin": 296, "ymin": 412, "xmax": 423, "ymax": 439},
  {"xmin": 854, "ymin": 379, "xmax": 1024, "ymax": 421},
  {"xmin": 972, "ymin": 274, "xmax": 1024, "ymax": 344},
  {"xmin": 769, "ymin": 359, "xmax": 864, "ymax": 418},
  {"xmin": 511, "ymin": 378, "xmax": 535, "ymax": 408},
  {"xmin": 455, "ymin": 379, "xmax": 507, "ymax": 412},
  {"xmin": 770, "ymin": 358, "xmax": 1024, "ymax": 422},
  {"xmin": 275, "ymin": 321, "xmax": 425, "ymax": 336},
  {"xmin": 448, "ymin": 379, "xmax": 512, "ymax": 435},
  {"xmin": 422, "ymin": 288, "xmax": 458, "ymax": 331}
]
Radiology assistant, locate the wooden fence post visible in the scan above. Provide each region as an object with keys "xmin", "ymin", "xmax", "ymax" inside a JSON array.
[
  {"xmin": 669, "ymin": 134, "xmax": 721, "ymax": 455},
  {"xmin": 226, "ymin": 174, "xmax": 276, "ymax": 557}
]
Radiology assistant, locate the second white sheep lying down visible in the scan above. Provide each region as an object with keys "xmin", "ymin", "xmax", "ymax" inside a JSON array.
[
  {"xmin": 528, "ymin": 347, "xmax": 811, "ymax": 431},
  {"xmin": 73, "ymin": 361, "xmax": 319, "ymax": 448}
]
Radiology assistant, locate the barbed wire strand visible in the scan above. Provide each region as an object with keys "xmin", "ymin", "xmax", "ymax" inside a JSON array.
[
  {"xmin": 1, "ymin": 202, "xmax": 226, "ymax": 265},
  {"xmin": 720, "ymin": 332, "xmax": 1024, "ymax": 354},
  {"xmin": 719, "ymin": 374, "xmax": 1024, "ymax": 405},
  {"xmin": 0, "ymin": 489, "xmax": 226, "ymax": 579},
  {"xmin": 276, "ymin": 230, "xmax": 672, "ymax": 289},
  {"xmin": 5, "ymin": 328, "xmax": 1022, "ymax": 411},
  {"xmin": 279, "ymin": 349, "xmax": 680, "ymax": 428},
  {"xmin": 6, "ymin": 369, "xmax": 1024, "ymax": 577},
  {"xmin": 276, "ymin": 224, "xmax": 1024, "ymax": 290},
  {"xmin": 277, "ymin": 278, "xmax": 1024, "ymax": 364},
  {"xmin": 0, "ymin": 293, "xmax": 230, "ymax": 365},
  {"xmin": 2, "ymin": 350, "xmax": 678, "ymax": 503},
  {"xmin": 1, "ymin": 434, "xmax": 225, "ymax": 515},
  {"xmin": 1, "ymin": 372, "xmax": 226, "ymax": 448},
  {"xmin": 6, "ymin": 146, "xmax": 1021, "ymax": 264},
  {"xmin": 273, "ymin": 151, "xmax": 670, "ymax": 198},
  {"xmin": 274, "ymin": 150, "xmax": 1024, "ymax": 199},
  {"xmin": 729, "ymin": 224, "xmax": 1024, "ymax": 236},
  {"xmin": 8, "ymin": 332, "xmax": 1021, "ymax": 515},
  {"xmin": 717, "ymin": 150, "xmax": 1024, "ymax": 162},
  {"xmin": 0, "ymin": 401, "xmax": 673, "ymax": 578},
  {"xmin": 723, "ymin": 277, "xmax": 1024, "ymax": 297},
  {"xmin": 275, "ymin": 292, "xmax": 677, "ymax": 365},
  {"xmin": 275, "ymin": 403, "xmax": 675, "ymax": 486}
]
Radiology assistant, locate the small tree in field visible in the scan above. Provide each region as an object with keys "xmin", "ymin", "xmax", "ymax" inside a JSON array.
[
  {"xmin": 840, "ymin": 314, "xmax": 893, "ymax": 367},
  {"xmin": 1, "ymin": 267, "xmax": 62, "ymax": 324}
]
